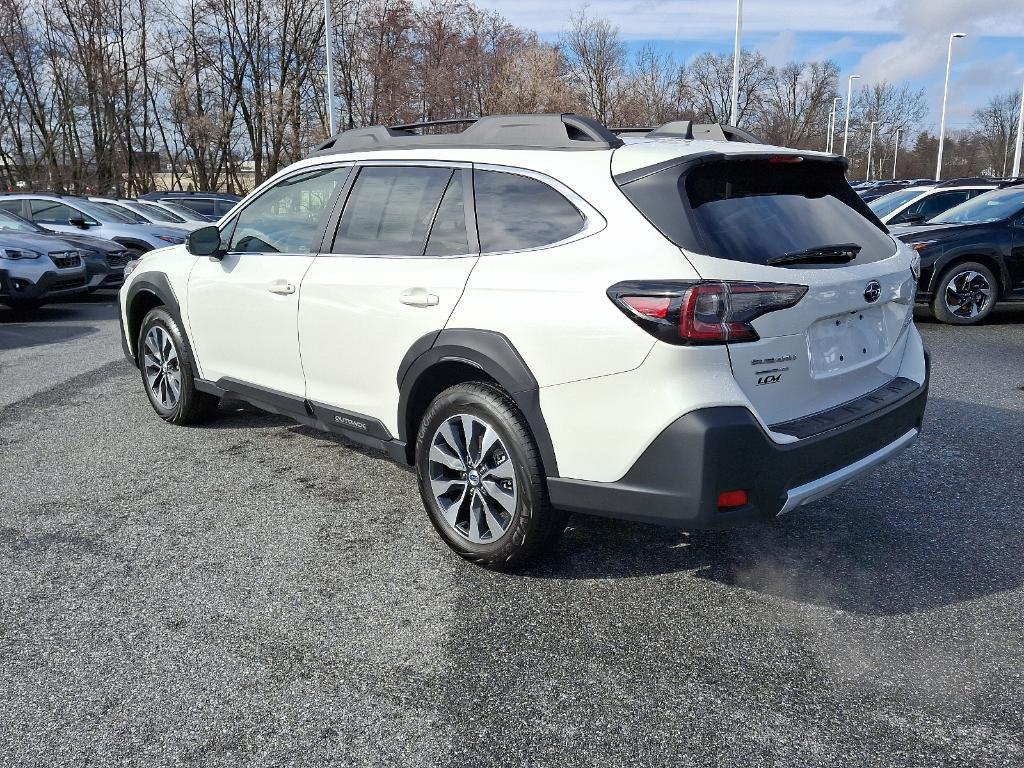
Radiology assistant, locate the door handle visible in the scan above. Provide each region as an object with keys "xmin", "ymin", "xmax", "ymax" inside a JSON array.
[
  {"xmin": 399, "ymin": 287, "xmax": 440, "ymax": 307},
  {"xmin": 268, "ymin": 279, "xmax": 296, "ymax": 295}
]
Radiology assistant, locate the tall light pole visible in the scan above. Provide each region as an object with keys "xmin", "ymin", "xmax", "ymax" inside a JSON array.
[
  {"xmin": 729, "ymin": 0, "xmax": 744, "ymax": 126},
  {"xmin": 827, "ymin": 97, "xmax": 842, "ymax": 152},
  {"xmin": 935, "ymin": 32, "xmax": 967, "ymax": 181},
  {"xmin": 324, "ymin": 0, "xmax": 337, "ymax": 136},
  {"xmin": 892, "ymin": 127, "xmax": 903, "ymax": 179},
  {"xmin": 841, "ymin": 74, "xmax": 861, "ymax": 158},
  {"xmin": 866, "ymin": 121, "xmax": 878, "ymax": 181},
  {"xmin": 1012, "ymin": 77, "xmax": 1024, "ymax": 178}
]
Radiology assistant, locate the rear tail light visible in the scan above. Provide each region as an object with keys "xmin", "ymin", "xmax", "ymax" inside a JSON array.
[{"xmin": 609, "ymin": 280, "xmax": 807, "ymax": 345}]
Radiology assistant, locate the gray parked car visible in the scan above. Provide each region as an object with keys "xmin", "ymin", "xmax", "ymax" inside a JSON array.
[
  {"xmin": 0, "ymin": 194, "xmax": 187, "ymax": 256},
  {"xmin": 0, "ymin": 207, "xmax": 132, "ymax": 291},
  {"xmin": 0, "ymin": 228, "xmax": 89, "ymax": 309}
]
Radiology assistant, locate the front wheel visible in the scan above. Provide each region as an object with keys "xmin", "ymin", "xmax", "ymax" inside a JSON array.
[
  {"xmin": 138, "ymin": 307, "xmax": 219, "ymax": 425},
  {"xmin": 931, "ymin": 261, "xmax": 997, "ymax": 325},
  {"xmin": 415, "ymin": 382, "xmax": 567, "ymax": 569}
]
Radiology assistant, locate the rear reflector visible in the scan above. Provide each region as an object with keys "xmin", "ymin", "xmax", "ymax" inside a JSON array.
[
  {"xmin": 608, "ymin": 280, "xmax": 807, "ymax": 345},
  {"xmin": 717, "ymin": 490, "xmax": 749, "ymax": 509}
]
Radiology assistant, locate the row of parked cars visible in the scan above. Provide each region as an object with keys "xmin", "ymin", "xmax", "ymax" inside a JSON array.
[
  {"xmin": 858, "ymin": 177, "xmax": 1024, "ymax": 324},
  {"xmin": 0, "ymin": 191, "xmax": 241, "ymax": 309}
]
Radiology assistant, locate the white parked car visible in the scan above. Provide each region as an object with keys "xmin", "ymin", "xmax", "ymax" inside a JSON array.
[
  {"xmin": 119, "ymin": 114, "xmax": 929, "ymax": 568},
  {"xmin": 869, "ymin": 181, "xmax": 997, "ymax": 227}
]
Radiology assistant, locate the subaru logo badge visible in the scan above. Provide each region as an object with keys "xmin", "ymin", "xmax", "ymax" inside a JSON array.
[{"xmin": 864, "ymin": 281, "xmax": 881, "ymax": 303}]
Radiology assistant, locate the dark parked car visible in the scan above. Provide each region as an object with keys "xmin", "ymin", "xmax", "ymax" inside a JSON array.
[
  {"xmin": 136, "ymin": 191, "xmax": 241, "ymax": 220},
  {"xmin": 892, "ymin": 186, "xmax": 1024, "ymax": 324}
]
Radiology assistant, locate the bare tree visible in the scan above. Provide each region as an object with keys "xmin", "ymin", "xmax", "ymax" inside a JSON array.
[
  {"xmin": 972, "ymin": 90, "xmax": 1023, "ymax": 176},
  {"xmin": 685, "ymin": 49, "xmax": 773, "ymax": 129},
  {"xmin": 760, "ymin": 60, "xmax": 838, "ymax": 149},
  {"xmin": 559, "ymin": 9, "xmax": 626, "ymax": 124}
]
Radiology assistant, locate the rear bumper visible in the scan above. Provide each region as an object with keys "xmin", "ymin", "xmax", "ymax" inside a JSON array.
[{"xmin": 548, "ymin": 352, "xmax": 929, "ymax": 528}]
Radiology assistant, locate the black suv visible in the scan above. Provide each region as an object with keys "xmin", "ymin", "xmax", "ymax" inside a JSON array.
[{"xmin": 892, "ymin": 186, "xmax": 1024, "ymax": 324}]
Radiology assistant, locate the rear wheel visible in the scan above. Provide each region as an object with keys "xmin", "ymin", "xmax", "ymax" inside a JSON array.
[
  {"xmin": 415, "ymin": 382, "xmax": 567, "ymax": 569},
  {"xmin": 138, "ymin": 307, "xmax": 219, "ymax": 424},
  {"xmin": 931, "ymin": 261, "xmax": 997, "ymax": 325}
]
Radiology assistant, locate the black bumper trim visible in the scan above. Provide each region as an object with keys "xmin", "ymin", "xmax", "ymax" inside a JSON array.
[
  {"xmin": 770, "ymin": 376, "xmax": 920, "ymax": 439},
  {"xmin": 548, "ymin": 359, "xmax": 929, "ymax": 529}
]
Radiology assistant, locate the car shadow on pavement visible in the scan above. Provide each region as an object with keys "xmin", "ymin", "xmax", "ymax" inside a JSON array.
[
  {"xmin": 0, "ymin": 322, "xmax": 98, "ymax": 351},
  {"xmin": 525, "ymin": 396, "xmax": 1024, "ymax": 617}
]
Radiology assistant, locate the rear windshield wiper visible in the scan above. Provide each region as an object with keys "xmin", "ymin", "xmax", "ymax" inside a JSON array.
[{"xmin": 767, "ymin": 243, "xmax": 862, "ymax": 266}]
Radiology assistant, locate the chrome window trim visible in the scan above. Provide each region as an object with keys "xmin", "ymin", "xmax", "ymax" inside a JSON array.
[{"xmin": 472, "ymin": 162, "xmax": 607, "ymax": 256}]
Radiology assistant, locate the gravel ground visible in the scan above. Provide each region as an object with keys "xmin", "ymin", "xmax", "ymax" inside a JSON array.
[{"xmin": 1, "ymin": 296, "xmax": 1023, "ymax": 767}]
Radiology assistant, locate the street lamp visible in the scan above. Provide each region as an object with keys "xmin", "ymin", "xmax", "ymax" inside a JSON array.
[
  {"xmin": 866, "ymin": 121, "xmax": 878, "ymax": 181},
  {"xmin": 841, "ymin": 74, "xmax": 861, "ymax": 158},
  {"xmin": 892, "ymin": 128, "xmax": 903, "ymax": 179},
  {"xmin": 1012, "ymin": 77, "xmax": 1024, "ymax": 178},
  {"xmin": 827, "ymin": 97, "xmax": 842, "ymax": 153},
  {"xmin": 935, "ymin": 32, "xmax": 967, "ymax": 181},
  {"xmin": 729, "ymin": 0, "xmax": 744, "ymax": 126},
  {"xmin": 324, "ymin": 0, "xmax": 337, "ymax": 136}
]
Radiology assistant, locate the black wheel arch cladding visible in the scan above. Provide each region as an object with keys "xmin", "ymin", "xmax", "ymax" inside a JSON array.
[
  {"xmin": 397, "ymin": 328, "xmax": 559, "ymax": 477},
  {"xmin": 124, "ymin": 271, "xmax": 184, "ymax": 363}
]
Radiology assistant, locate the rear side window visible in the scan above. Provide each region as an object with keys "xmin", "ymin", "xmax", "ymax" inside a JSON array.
[
  {"xmin": 619, "ymin": 159, "xmax": 896, "ymax": 267},
  {"xmin": 333, "ymin": 166, "xmax": 453, "ymax": 256},
  {"xmin": 474, "ymin": 170, "xmax": 584, "ymax": 252},
  {"xmin": 891, "ymin": 190, "xmax": 972, "ymax": 224}
]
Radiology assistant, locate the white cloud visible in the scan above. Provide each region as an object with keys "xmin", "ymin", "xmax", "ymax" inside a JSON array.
[{"xmin": 474, "ymin": 0, "xmax": 902, "ymax": 39}]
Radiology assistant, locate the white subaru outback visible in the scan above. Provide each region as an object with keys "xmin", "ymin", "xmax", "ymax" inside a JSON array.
[{"xmin": 119, "ymin": 114, "xmax": 929, "ymax": 568}]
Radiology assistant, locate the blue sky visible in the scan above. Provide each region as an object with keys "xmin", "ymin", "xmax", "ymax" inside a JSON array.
[{"xmin": 476, "ymin": 0, "xmax": 1024, "ymax": 131}]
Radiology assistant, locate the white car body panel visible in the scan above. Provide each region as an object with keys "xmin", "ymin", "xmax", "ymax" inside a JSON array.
[
  {"xmin": 186, "ymin": 251, "xmax": 315, "ymax": 396},
  {"xmin": 299, "ymin": 254, "xmax": 478, "ymax": 435}
]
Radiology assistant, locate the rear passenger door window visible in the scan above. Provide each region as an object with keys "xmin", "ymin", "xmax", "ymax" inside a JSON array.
[
  {"xmin": 473, "ymin": 169, "xmax": 584, "ymax": 252},
  {"xmin": 332, "ymin": 166, "xmax": 462, "ymax": 256}
]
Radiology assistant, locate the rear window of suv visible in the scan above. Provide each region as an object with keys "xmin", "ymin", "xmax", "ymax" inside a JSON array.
[{"xmin": 618, "ymin": 157, "xmax": 896, "ymax": 268}]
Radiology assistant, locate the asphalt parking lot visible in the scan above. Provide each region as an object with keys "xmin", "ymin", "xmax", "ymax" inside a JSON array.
[{"xmin": 1, "ymin": 294, "xmax": 1023, "ymax": 767}]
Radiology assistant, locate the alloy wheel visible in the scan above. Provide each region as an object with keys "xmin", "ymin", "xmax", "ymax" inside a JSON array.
[
  {"xmin": 143, "ymin": 325, "xmax": 181, "ymax": 409},
  {"xmin": 427, "ymin": 414, "xmax": 517, "ymax": 544},
  {"xmin": 943, "ymin": 269, "xmax": 992, "ymax": 320}
]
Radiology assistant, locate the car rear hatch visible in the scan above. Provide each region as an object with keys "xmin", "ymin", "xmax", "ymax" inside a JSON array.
[{"xmin": 615, "ymin": 151, "xmax": 917, "ymax": 429}]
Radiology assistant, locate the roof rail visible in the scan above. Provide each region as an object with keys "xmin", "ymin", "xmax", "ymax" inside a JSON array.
[
  {"xmin": 312, "ymin": 113, "xmax": 624, "ymax": 155},
  {"xmin": 610, "ymin": 120, "xmax": 762, "ymax": 144},
  {"xmin": 997, "ymin": 176, "xmax": 1024, "ymax": 188}
]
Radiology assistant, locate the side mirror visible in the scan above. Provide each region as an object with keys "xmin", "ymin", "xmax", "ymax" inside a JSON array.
[
  {"xmin": 68, "ymin": 215, "xmax": 89, "ymax": 229},
  {"xmin": 187, "ymin": 225, "xmax": 224, "ymax": 258},
  {"xmin": 900, "ymin": 214, "xmax": 927, "ymax": 225}
]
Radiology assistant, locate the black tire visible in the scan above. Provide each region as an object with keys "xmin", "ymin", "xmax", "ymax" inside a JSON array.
[
  {"xmin": 930, "ymin": 261, "xmax": 998, "ymax": 325},
  {"xmin": 137, "ymin": 307, "xmax": 219, "ymax": 425},
  {"xmin": 415, "ymin": 382, "xmax": 568, "ymax": 569}
]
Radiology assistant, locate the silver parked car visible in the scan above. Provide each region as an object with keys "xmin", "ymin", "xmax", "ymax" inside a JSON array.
[
  {"xmin": 0, "ymin": 194, "xmax": 187, "ymax": 256},
  {"xmin": 86, "ymin": 197, "xmax": 204, "ymax": 232}
]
